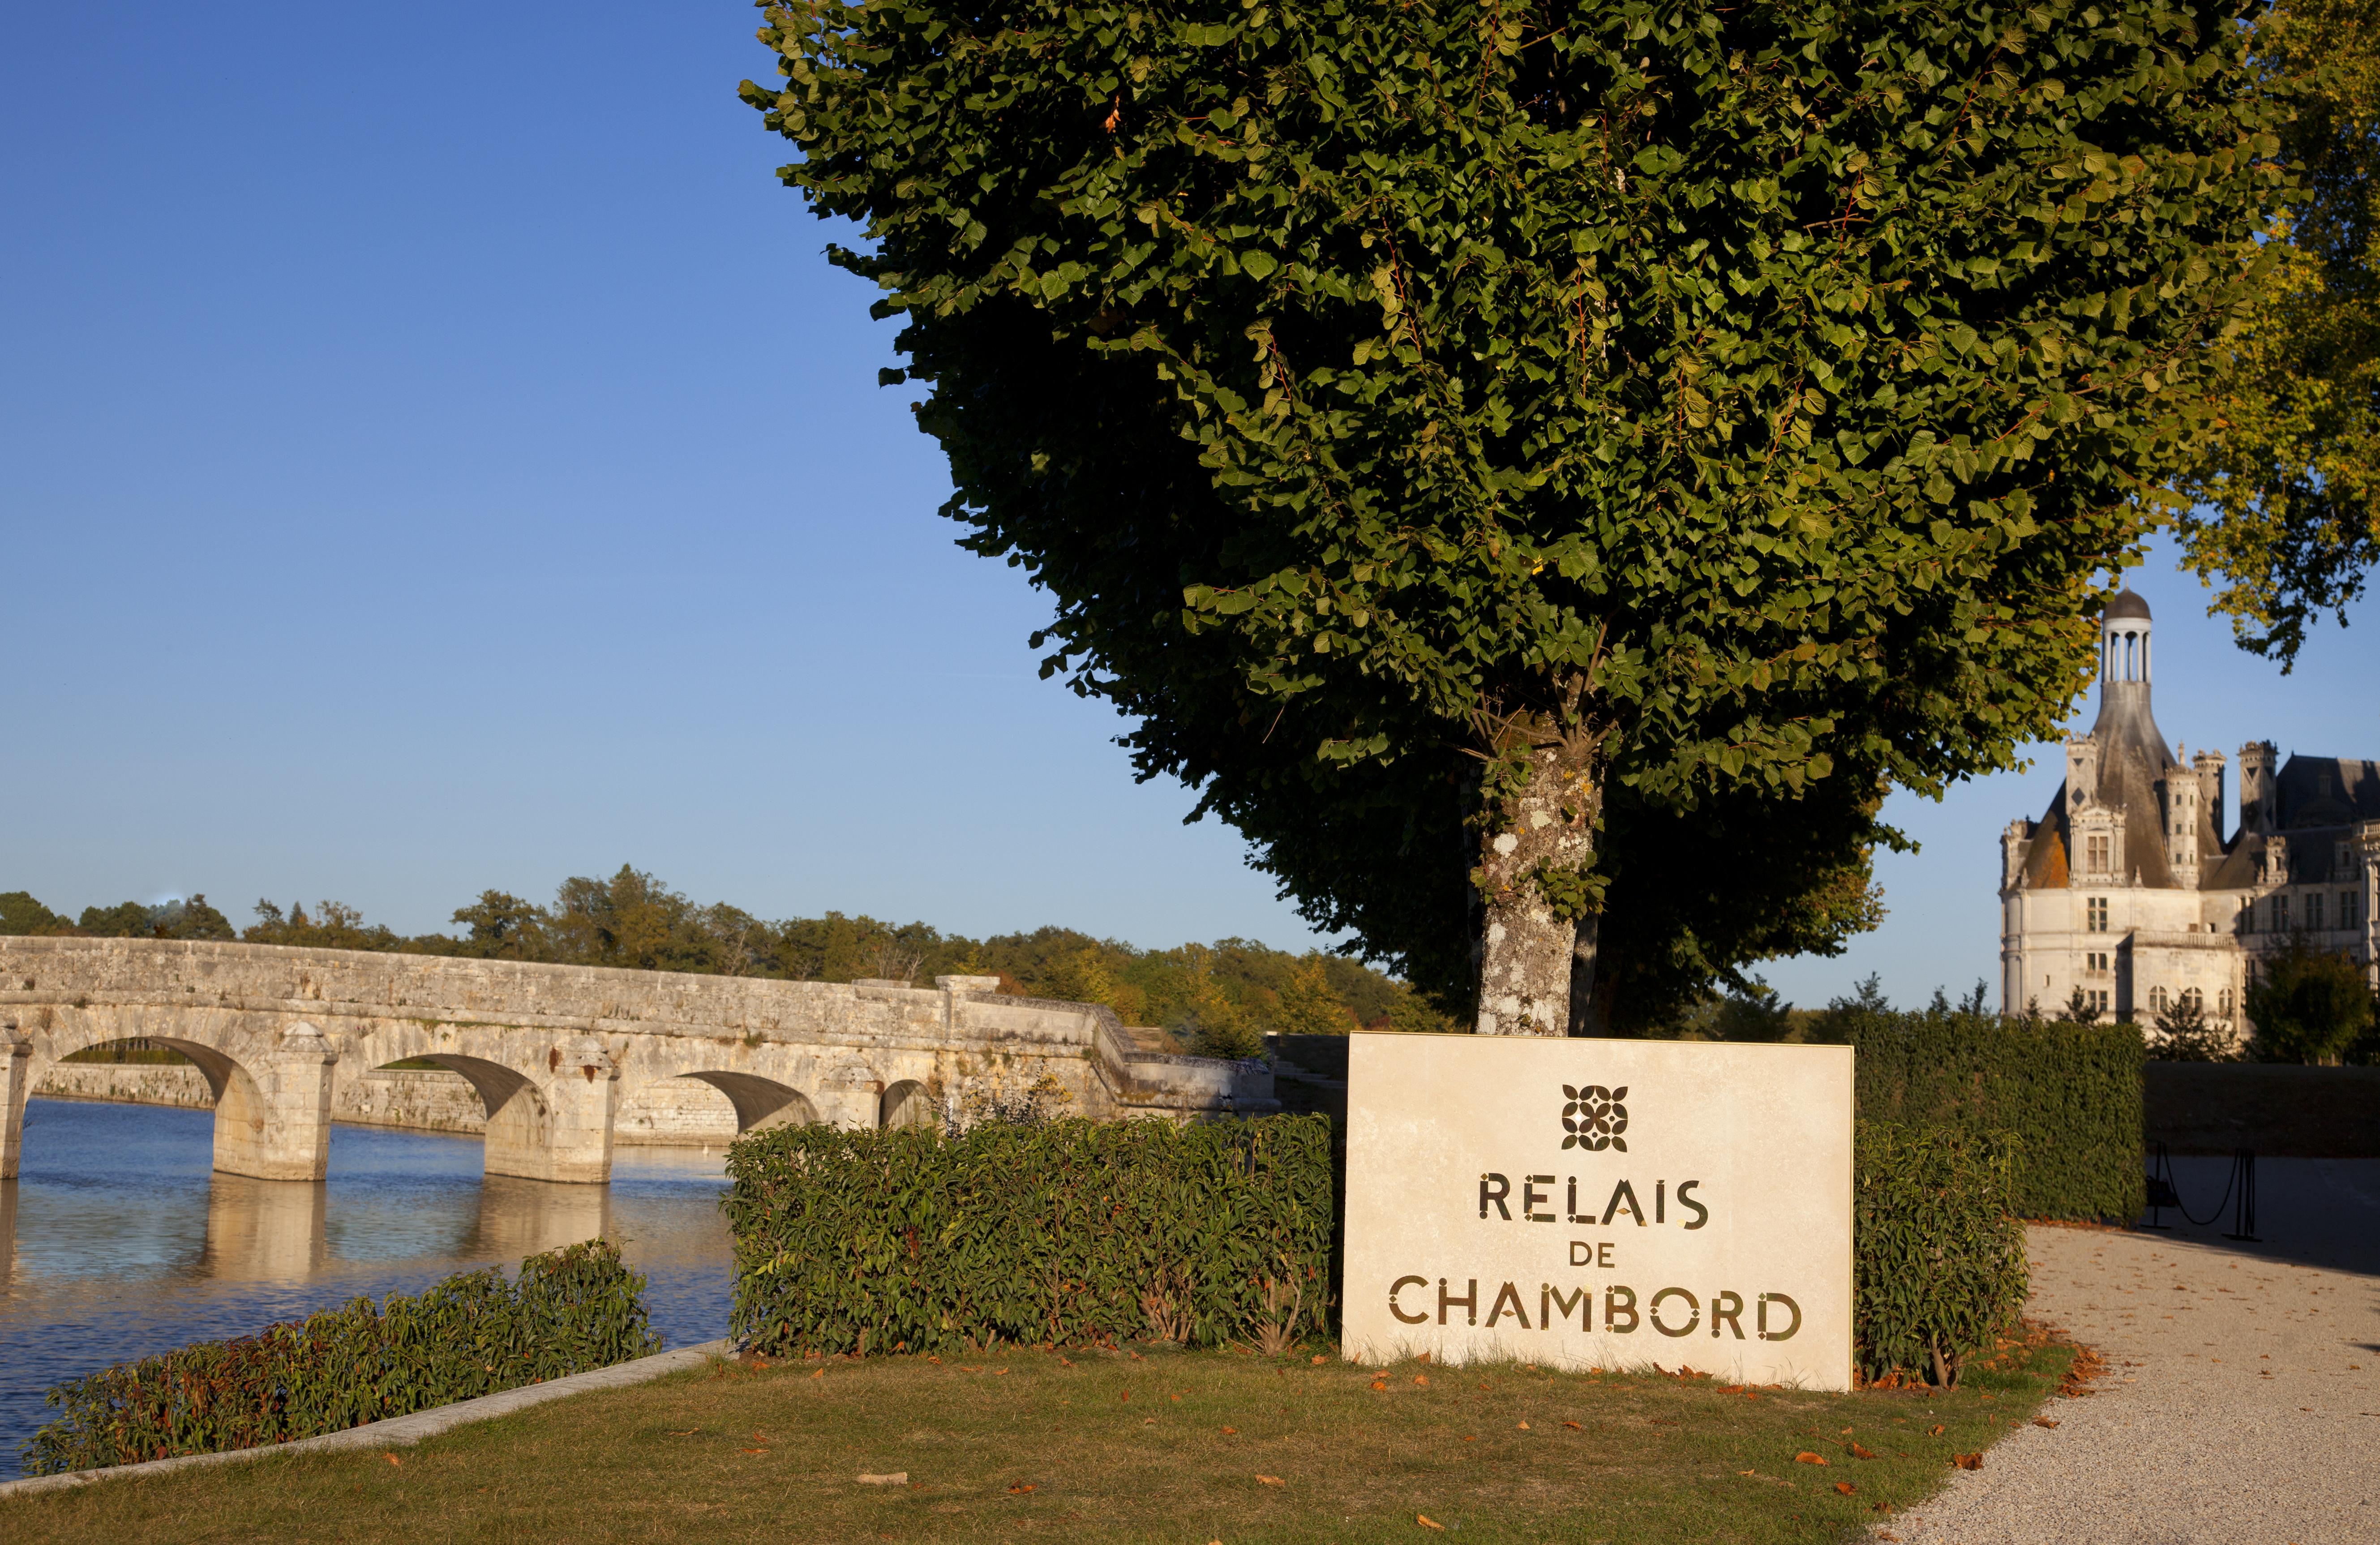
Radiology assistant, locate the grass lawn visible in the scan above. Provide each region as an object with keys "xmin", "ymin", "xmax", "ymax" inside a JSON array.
[{"xmin": 3, "ymin": 1332, "xmax": 2079, "ymax": 1544}]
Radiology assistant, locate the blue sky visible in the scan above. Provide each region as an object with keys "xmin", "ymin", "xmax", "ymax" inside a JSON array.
[{"xmin": 5, "ymin": 4, "xmax": 2374, "ymax": 1009}]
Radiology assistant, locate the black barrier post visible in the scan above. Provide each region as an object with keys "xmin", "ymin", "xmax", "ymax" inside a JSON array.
[
  {"xmin": 2223, "ymin": 1149, "xmax": 2260, "ymax": 1242},
  {"xmin": 2141, "ymin": 1142, "xmax": 2181, "ymax": 1229}
]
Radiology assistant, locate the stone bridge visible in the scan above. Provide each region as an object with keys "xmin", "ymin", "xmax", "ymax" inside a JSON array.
[{"xmin": 0, "ymin": 937, "xmax": 1272, "ymax": 1184}]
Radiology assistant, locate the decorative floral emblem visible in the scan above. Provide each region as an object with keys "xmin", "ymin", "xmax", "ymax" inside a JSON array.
[{"xmin": 1561, "ymin": 1084, "xmax": 1628, "ymax": 1152}]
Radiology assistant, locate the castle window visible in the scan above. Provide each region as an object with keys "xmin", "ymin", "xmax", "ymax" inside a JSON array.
[
  {"xmin": 2346, "ymin": 892, "xmax": 2363, "ymax": 929},
  {"xmin": 2238, "ymin": 900, "xmax": 2254, "ymax": 935},
  {"xmin": 2310, "ymin": 893, "xmax": 2327, "ymax": 931},
  {"xmin": 2085, "ymin": 951, "xmax": 2110, "ymax": 974},
  {"xmin": 2086, "ymin": 897, "xmax": 2109, "ymax": 932},
  {"xmin": 2183, "ymin": 987, "xmax": 2204, "ymax": 1014},
  {"xmin": 2092, "ymin": 989, "xmax": 2110, "ymax": 1015},
  {"xmin": 2149, "ymin": 985, "xmax": 2169, "ymax": 1013},
  {"xmin": 2218, "ymin": 987, "xmax": 2233, "ymax": 1016},
  {"xmin": 2086, "ymin": 833, "xmax": 2111, "ymax": 872},
  {"xmin": 2271, "ymin": 893, "xmax": 2290, "ymax": 932}
]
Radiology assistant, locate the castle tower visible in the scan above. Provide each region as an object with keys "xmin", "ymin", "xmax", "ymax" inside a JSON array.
[
  {"xmin": 2065, "ymin": 733, "xmax": 2100, "ymax": 813},
  {"xmin": 2194, "ymin": 747, "xmax": 2227, "ymax": 842},
  {"xmin": 2102, "ymin": 587, "xmax": 2153, "ymax": 692},
  {"xmin": 2239, "ymin": 740, "xmax": 2278, "ymax": 834}
]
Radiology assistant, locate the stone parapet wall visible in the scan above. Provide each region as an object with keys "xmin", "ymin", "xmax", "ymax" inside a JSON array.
[{"xmin": 2, "ymin": 937, "xmax": 1272, "ymax": 1181}]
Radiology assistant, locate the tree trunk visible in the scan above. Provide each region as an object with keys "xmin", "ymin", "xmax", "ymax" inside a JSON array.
[
  {"xmin": 1566, "ymin": 919, "xmax": 1608, "ymax": 1037},
  {"xmin": 1475, "ymin": 741, "xmax": 1604, "ymax": 1036}
]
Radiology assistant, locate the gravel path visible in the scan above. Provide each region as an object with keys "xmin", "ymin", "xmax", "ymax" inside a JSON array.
[{"xmin": 1880, "ymin": 1159, "xmax": 2380, "ymax": 1545}]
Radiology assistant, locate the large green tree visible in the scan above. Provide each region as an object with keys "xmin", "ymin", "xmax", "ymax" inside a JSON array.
[
  {"xmin": 747, "ymin": 0, "xmax": 2279, "ymax": 1032},
  {"xmin": 2171, "ymin": 0, "xmax": 2379, "ymax": 665}
]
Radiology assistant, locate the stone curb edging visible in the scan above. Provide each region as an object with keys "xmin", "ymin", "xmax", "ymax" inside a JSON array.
[{"xmin": 0, "ymin": 1339, "xmax": 730, "ymax": 1501}]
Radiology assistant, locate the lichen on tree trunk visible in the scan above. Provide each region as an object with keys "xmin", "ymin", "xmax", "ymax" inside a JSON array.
[{"xmin": 1474, "ymin": 738, "xmax": 1604, "ymax": 1037}]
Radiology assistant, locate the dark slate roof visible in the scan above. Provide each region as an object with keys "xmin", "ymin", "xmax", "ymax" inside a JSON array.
[
  {"xmin": 2203, "ymin": 839, "xmax": 2262, "ymax": 892},
  {"xmin": 2105, "ymin": 589, "xmax": 2153, "ymax": 622},
  {"xmin": 2277, "ymin": 755, "xmax": 2380, "ymax": 828},
  {"xmin": 2022, "ymin": 805, "xmax": 2070, "ymax": 888},
  {"xmin": 2086, "ymin": 681, "xmax": 2181, "ymax": 888}
]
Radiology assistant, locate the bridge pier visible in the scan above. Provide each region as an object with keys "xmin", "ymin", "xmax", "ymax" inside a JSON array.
[
  {"xmin": 482, "ymin": 1037, "xmax": 619, "ymax": 1184},
  {"xmin": 197, "ymin": 1022, "xmax": 340, "ymax": 1181},
  {"xmin": 2, "ymin": 1021, "xmax": 34, "ymax": 1180}
]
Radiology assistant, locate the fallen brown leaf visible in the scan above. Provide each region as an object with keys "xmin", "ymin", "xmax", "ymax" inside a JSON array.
[
  {"xmin": 1222, "ymin": 1427, "xmax": 1238, "ymax": 1434},
  {"xmin": 1256, "ymin": 1475, "xmax": 1286, "ymax": 1487},
  {"xmin": 385, "ymin": 1454, "xmax": 402, "ymax": 1468},
  {"xmin": 1952, "ymin": 1453, "xmax": 1983, "ymax": 1470},
  {"xmin": 2033, "ymin": 1417, "xmax": 2060, "ymax": 1429},
  {"xmin": 1007, "ymin": 1483, "xmax": 1036, "ymax": 1494},
  {"xmin": 741, "ymin": 1448, "xmax": 768, "ymax": 1456},
  {"xmin": 1517, "ymin": 1421, "xmax": 1530, "ymax": 1430},
  {"xmin": 809, "ymin": 1368, "xmax": 825, "ymax": 1380},
  {"xmin": 1835, "ymin": 1482, "xmax": 1857, "ymax": 1496},
  {"xmin": 1312, "ymin": 1354, "xmax": 1327, "ymax": 1365},
  {"xmin": 1417, "ymin": 1517, "xmax": 1446, "ymax": 1532},
  {"xmin": 1414, "ymin": 1374, "xmax": 1430, "ymax": 1386},
  {"xmin": 1794, "ymin": 1452, "xmax": 1828, "ymax": 1466},
  {"xmin": 1850, "ymin": 1442, "xmax": 1876, "ymax": 1459},
  {"xmin": 1563, "ymin": 1421, "xmax": 1583, "ymax": 1431},
  {"xmin": 1928, "ymin": 1424, "xmax": 1946, "ymax": 1437},
  {"xmin": 1372, "ymin": 1379, "xmax": 1389, "ymax": 1391},
  {"xmin": 857, "ymin": 1472, "xmax": 908, "ymax": 1485}
]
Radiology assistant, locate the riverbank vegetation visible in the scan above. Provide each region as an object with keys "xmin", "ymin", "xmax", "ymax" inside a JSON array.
[
  {"xmin": 22, "ymin": 1241, "xmax": 660, "ymax": 1476},
  {"xmin": 0, "ymin": 1334, "xmax": 2080, "ymax": 1544}
]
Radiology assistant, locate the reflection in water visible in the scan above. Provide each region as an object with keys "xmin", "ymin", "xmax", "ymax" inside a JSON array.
[
  {"xmin": 0, "ymin": 1098, "xmax": 732, "ymax": 1476},
  {"xmin": 472, "ymin": 1176, "xmax": 613, "ymax": 1262},
  {"xmin": 202, "ymin": 1176, "xmax": 330, "ymax": 1283}
]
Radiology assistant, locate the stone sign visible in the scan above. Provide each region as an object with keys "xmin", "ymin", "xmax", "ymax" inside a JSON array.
[{"xmin": 1341, "ymin": 1032, "xmax": 1853, "ymax": 1390}]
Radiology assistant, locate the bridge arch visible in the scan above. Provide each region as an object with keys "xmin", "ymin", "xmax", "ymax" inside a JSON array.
[
  {"xmin": 679, "ymin": 1071, "xmax": 818, "ymax": 1134},
  {"xmin": 880, "ymin": 1079, "xmax": 937, "ymax": 1129},
  {"xmin": 4, "ymin": 1014, "xmax": 338, "ymax": 1182}
]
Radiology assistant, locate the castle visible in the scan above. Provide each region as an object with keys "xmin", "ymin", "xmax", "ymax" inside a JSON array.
[{"xmin": 1998, "ymin": 589, "xmax": 2378, "ymax": 1034}]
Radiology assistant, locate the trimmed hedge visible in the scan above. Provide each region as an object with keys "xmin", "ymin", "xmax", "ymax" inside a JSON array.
[
  {"xmin": 723, "ymin": 1116, "xmax": 1334, "ymax": 1356},
  {"xmin": 1853, "ymin": 1122, "xmax": 2028, "ymax": 1386},
  {"xmin": 1848, "ymin": 1009, "xmax": 2144, "ymax": 1221},
  {"xmin": 22, "ymin": 1238, "xmax": 660, "ymax": 1475}
]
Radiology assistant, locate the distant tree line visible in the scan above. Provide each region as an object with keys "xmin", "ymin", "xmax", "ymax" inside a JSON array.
[{"xmin": 0, "ymin": 867, "xmax": 1454, "ymax": 1060}]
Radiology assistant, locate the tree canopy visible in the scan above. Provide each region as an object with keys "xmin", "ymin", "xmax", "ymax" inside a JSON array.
[
  {"xmin": 746, "ymin": 0, "xmax": 2281, "ymax": 1029},
  {"xmin": 2171, "ymin": 0, "xmax": 2379, "ymax": 666}
]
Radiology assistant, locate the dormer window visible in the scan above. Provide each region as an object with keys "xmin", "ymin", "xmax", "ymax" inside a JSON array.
[{"xmin": 2085, "ymin": 833, "xmax": 2110, "ymax": 872}]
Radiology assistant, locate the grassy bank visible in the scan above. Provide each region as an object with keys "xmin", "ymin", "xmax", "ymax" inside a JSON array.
[{"xmin": 4, "ymin": 1335, "xmax": 2079, "ymax": 1544}]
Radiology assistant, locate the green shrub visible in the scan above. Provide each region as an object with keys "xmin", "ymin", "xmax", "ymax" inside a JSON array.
[
  {"xmin": 1843, "ymin": 1008, "xmax": 2144, "ymax": 1221},
  {"xmin": 1853, "ymin": 1122, "xmax": 2028, "ymax": 1387},
  {"xmin": 21, "ymin": 1239, "xmax": 660, "ymax": 1475},
  {"xmin": 723, "ymin": 1116, "xmax": 1334, "ymax": 1357},
  {"xmin": 2244, "ymin": 939, "xmax": 2374, "ymax": 1064}
]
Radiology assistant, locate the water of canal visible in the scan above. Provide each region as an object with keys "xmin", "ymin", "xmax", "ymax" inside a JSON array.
[{"xmin": 0, "ymin": 1096, "xmax": 734, "ymax": 1476}]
